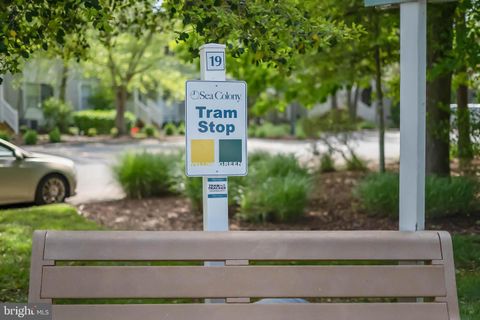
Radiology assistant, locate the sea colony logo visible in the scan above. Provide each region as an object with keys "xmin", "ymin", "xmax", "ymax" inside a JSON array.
[
  {"xmin": 1, "ymin": 304, "xmax": 51, "ymax": 320},
  {"xmin": 208, "ymin": 183, "xmax": 227, "ymax": 193},
  {"xmin": 190, "ymin": 90, "xmax": 242, "ymax": 103}
]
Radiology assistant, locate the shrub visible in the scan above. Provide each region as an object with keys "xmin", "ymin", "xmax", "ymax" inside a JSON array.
[
  {"xmin": 0, "ymin": 130, "xmax": 11, "ymax": 141},
  {"xmin": 110, "ymin": 127, "xmax": 119, "ymax": 137},
  {"xmin": 241, "ymin": 173, "xmax": 310, "ymax": 222},
  {"xmin": 24, "ymin": 130, "xmax": 38, "ymax": 145},
  {"xmin": 48, "ymin": 127, "xmax": 61, "ymax": 143},
  {"xmin": 73, "ymin": 110, "xmax": 135, "ymax": 134},
  {"xmin": 68, "ymin": 127, "xmax": 79, "ymax": 136},
  {"xmin": 320, "ymin": 153, "xmax": 336, "ymax": 173},
  {"xmin": 42, "ymin": 98, "xmax": 73, "ymax": 132},
  {"xmin": 113, "ymin": 152, "xmax": 180, "ymax": 199},
  {"xmin": 144, "ymin": 125, "xmax": 155, "ymax": 137},
  {"xmin": 87, "ymin": 86, "xmax": 114, "ymax": 110},
  {"xmin": 163, "ymin": 122, "xmax": 177, "ymax": 136},
  {"xmin": 354, "ymin": 173, "xmax": 479, "ymax": 218},
  {"xmin": 184, "ymin": 177, "xmax": 203, "ymax": 211},
  {"xmin": 177, "ymin": 122, "xmax": 185, "ymax": 135},
  {"xmin": 239, "ymin": 153, "xmax": 311, "ymax": 222},
  {"xmin": 87, "ymin": 128, "xmax": 97, "ymax": 137},
  {"xmin": 357, "ymin": 121, "xmax": 376, "ymax": 130},
  {"xmin": 346, "ymin": 152, "xmax": 368, "ymax": 171},
  {"xmin": 254, "ymin": 122, "xmax": 290, "ymax": 139}
]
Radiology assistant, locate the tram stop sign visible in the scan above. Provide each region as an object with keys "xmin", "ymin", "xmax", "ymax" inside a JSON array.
[{"xmin": 185, "ymin": 80, "xmax": 248, "ymax": 177}]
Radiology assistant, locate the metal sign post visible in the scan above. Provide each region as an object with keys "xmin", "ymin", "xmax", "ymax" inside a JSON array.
[
  {"xmin": 365, "ymin": 0, "xmax": 427, "ymax": 232},
  {"xmin": 399, "ymin": 0, "xmax": 427, "ymax": 232}
]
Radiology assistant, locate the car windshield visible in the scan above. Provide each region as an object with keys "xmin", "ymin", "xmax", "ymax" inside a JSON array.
[{"xmin": 0, "ymin": 139, "xmax": 33, "ymax": 157}]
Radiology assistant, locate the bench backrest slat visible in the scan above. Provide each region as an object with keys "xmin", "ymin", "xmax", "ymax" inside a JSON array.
[
  {"xmin": 41, "ymin": 265, "xmax": 447, "ymax": 299},
  {"xmin": 52, "ymin": 303, "xmax": 450, "ymax": 320},
  {"xmin": 43, "ymin": 231, "xmax": 443, "ymax": 261}
]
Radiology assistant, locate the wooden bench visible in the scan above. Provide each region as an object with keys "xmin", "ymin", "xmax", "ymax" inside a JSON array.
[{"xmin": 29, "ymin": 230, "xmax": 460, "ymax": 320}]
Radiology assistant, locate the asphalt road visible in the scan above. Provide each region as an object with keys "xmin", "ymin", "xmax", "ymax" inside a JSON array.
[{"xmin": 24, "ymin": 130, "xmax": 400, "ymax": 205}]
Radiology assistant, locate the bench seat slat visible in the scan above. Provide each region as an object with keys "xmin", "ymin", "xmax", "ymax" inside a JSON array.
[
  {"xmin": 52, "ymin": 303, "xmax": 449, "ymax": 320},
  {"xmin": 44, "ymin": 231, "xmax": 443, "ymax": 261},
  {"xmin": 42, "ymin": 265, "xmax": 446, "ymax": 299}
]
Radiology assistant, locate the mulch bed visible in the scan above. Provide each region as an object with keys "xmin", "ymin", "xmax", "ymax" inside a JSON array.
[{"xmin": 79, "ymin": 170, "xmax": 480, "ymax": 235}]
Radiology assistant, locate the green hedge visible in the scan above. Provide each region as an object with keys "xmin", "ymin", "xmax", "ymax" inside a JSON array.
[
  {"xmin": 113, "ymin": 152, "xmax": 182, "ymax": 199},
  {"xmin": 73, "ymin": 110, "xmax": 135, "ymax": 135},
  {"xmin": 354, "ymin": 173, "xmax": 479, "ymax": 218}
]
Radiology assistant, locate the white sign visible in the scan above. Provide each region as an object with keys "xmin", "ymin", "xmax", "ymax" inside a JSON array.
[
  {"xmin": 185, "ymin": 80, "xmax": 247, "ymax": 177},
  {"xmin": 205, "ymin": 51, "xmax": 225, "ymax": 71}
]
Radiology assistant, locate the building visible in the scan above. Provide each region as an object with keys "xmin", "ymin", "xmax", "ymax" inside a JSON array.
[{"xmin": 0, "ymin": 58, "xmax": 185, "ymax": 134}]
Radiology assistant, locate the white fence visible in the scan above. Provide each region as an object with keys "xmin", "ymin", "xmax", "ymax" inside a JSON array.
[{"xmin": 0, "ymin": 80, "xmax": 19, "ymax": 134}]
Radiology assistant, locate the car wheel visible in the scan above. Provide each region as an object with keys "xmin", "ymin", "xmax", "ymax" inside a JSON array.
[{"xmin": 35, "ymin": 174, "xmax": 68, "ymax": 205}]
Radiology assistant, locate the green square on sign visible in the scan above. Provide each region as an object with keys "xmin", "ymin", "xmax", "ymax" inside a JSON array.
[{"xmin": 219, "ymin": 139, "xmax": 242, "ymax": 163}]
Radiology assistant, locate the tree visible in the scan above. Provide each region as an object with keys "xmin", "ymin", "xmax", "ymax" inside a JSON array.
[
  {"xmin": 453, "ymin": 0, "xmax": 480, "ymax": 163},
  {"xmin": 0, "ymin": 0, "xmax": 103, "ymax": 81},
  {"xmin": 164, "ymin": 0, "xmax": 359, "ymax": 70},
  {"xmin": 426, "ymin": 3, "xmax": 457, "ymax": 177},
  {"xmin": 83, "ymin": 0, "xmax": 172, "ymax": 135}
]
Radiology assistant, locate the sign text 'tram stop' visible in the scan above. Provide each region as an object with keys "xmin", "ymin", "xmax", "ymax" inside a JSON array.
[{"xmin": 185, "ymin": 80, "xmax": 247, "ymax": 177}]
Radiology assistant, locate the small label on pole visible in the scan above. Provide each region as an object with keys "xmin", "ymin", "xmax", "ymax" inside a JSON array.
[
  {"xmin": 206, "ymin": 51, "xmax": 225, "ymax": 71},
  {"xmin": 185, "ymin": 80, "xmax": 247, "ymax": 177}
]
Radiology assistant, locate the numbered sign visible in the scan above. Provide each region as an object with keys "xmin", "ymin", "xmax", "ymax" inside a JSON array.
[{"xmin": 206, "ymin": 51, "xmax": 225, "ymax": 71}]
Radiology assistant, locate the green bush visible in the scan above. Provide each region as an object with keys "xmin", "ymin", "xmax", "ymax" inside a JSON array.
[
  {"xmin": 42, "ymin": 98, "xmax": 73, "ymax": 132},
  {"xmin": 177, "ymin": 122, "xmax": 185, "ymax": 135},
  {"xmin": 110, "ymin": 127, "xmax": 119, "ymax": 137},
  {"xmin": 48, "ymin": 127, "xmax": 61, "ymax": 143},
  {"xmin": 354, "ymin": 173, "xmax": 479, "ymax": 218},
  {"xmin": 0, "ymin": 130, "xmax": 11, "ymax": 141},
  {"xmin": 144, "ymin": 125, "xmax": 155, "ymax": 137},
  {"xmin": 87, "ymin": 86, "xmax": 114, "ymax": 110},
  {"xmin": 239, "ymin": 153, "xmax": 311, "ymax": 222},
  {"xmin": 346, "ymin": 153, "xmax": 368, "ymax": 171},
  {"xmin": 23, "ymin": 130, "xmax": 38, "ymax": 145},
  {"xmin": 73, "ymin": 110, "xmax": 135, "ymax": 135},
  {"xmin": 184, "ymin": 177, "xmax": 203, "ymax": 211},
  {"xmin": 320, "ymin": 153, "xmax": 336, "ymax": 173},
  {"xmin": 357, "ymin": 121, "xmax": 376, "ymax": 130},
  {"xmin": 163, "ymin": 123, "xmax": 177, "ymax": 136},
  {"xmin": 68, "ymin": 127, "xmax": 79, "ymax": 136},
  {"xmin": 113, "ymin": 152, "xmax": 180, "ymax": 199},
  {"xmin": 254, "ymin": 122, "xmax": 290, "ymax": 139},
  {"xmin": 87, "ymin": 128, "xmax": 97, "ymax": 137}
]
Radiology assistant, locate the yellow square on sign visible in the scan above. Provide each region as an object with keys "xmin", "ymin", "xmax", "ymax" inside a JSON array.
[{"xmin": 191, "ymin": 139, "xmax": 215, "ymax": 164}]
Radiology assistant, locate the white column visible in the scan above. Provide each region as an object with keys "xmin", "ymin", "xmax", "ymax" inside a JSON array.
[
  {"xmin": 199, "ymin": 43, "xmax": 229, "ymax": 232},
  {"xmin": 399, "ymin": 1, "xmax": 427, "ymax": 232}
]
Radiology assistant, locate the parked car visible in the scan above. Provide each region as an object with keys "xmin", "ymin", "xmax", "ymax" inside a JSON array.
[{"xmin": 0, "ymin": 138, "xmax": 76, "ymax": 205}]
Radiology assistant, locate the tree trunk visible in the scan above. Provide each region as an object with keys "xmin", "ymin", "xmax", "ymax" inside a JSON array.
[
  {"xmin": 455, "ymin": 7, "xmax": 473, "ymax": 162},
  {"xmin": 457, "ymin": 83, "xmax": 472, "ymax": 160},
  {"xmin": 375, "ymin": 46, "xmax": 385, "ymax": 173},
  {"xmin": 353, "ymin": 86, "xmax": 359, "ymax": 119},
  {"xmin": 426, "ymin": 4, "xmax": 456, "ymax": 177},
  {"xmin": 115, "ymin": 85, "xmax": 128, "ymax": 135},
  {"xmin": 331, "ymin": 91, "xmax": 338, "ymax": 110},
  {"xmin": 59, "ymin": 61, "xmax": 68, "ymax": 102},
  {"xmin": 346, "ymin": 86, "xmax": 354, "ymax": 121}
]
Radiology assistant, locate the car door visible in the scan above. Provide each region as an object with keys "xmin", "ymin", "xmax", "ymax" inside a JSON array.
[{"xmin": 0, "ymin": 145, "xmax": 36, "ymax": 204}]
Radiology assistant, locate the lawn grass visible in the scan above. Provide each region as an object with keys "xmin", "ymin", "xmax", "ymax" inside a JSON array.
[
  {"xmin": 0, "ymin": 204, "xmax": 102, "ymax": 302},
  {"xmin": 0, "ymin": 204, "xmax": 478, "ymax": 319}
]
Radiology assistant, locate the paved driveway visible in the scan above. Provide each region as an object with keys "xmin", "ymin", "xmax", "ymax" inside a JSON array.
[{"xmin": 24, "ymin": 131, "xmax": 400, "ymax": 204}]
